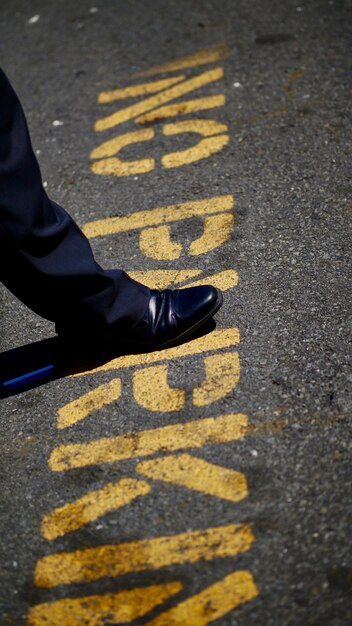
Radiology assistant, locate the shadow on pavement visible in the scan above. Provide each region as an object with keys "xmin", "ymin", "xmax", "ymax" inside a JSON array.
[{"xmin": 0, "ymin": 320, "xmax": 216, "ymax": 398}]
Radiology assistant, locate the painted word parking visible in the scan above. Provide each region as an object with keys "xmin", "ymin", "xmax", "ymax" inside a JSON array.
[{"xmin": 29, "ymin": 46, "xmax": 259, "ymax": 625}]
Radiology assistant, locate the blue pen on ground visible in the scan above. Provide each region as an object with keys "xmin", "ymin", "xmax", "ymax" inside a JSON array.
[{"xmin": 1, "ymin": 364, "xmax": 55, "ymax": 392}]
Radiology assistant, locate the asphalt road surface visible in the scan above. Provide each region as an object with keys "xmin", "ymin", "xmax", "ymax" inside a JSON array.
[{"xmin": 0, "ymin": 1, "xmax": 351, "ymax": 625}]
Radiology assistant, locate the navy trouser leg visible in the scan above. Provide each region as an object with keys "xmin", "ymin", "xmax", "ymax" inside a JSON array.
[{"xmin": 0, "ymin": 68, "xmax": 149, "ymax": 334}]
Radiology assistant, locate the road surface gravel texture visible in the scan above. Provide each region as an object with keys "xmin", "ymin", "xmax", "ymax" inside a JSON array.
[{"xmin": 0, "ymin": 1, "xmax": 351, "ymax": 625}]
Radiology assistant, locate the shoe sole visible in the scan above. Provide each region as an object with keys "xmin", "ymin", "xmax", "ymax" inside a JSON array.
[{"xmin": 158, "ymin": 289, "xmax": 224, "ymax": 350}]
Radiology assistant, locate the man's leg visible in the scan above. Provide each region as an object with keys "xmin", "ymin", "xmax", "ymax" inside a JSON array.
[
  {"xmin": 0, "ymin": 67, "xmax": 150, "ymax": 335},
  {"xmin": 0, "ymin": 67, "xmax": 222, "ymax": 349}
]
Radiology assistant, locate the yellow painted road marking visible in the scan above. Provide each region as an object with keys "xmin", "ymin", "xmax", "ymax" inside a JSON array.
[
  {"xmin": 139, "ymin": 224, "xmax": 183, "ymax": 260},
  {"xmin": 144, "ymin": 571, "xmax": 258, "ymax": 626},
  {"xmin": 139, "ymin": 214, "xmax": 234, "ymax": 260},
  {"xmin": 57, "ymin": 379, "xmax": 121, "ymax": 429},
  {"xmin": 41, "ymin": 479, "xmax": 150, "ymax": 541},
  {"xmin": 28, "ymin": 582, "xmax": 182, "ymax": 626},
  {"xmin": 183, "ymin": 269, "xmax": 239, "ymax": 291},
  {"xmin": 193, "ymin": 352, "xmax": 240, "ymax": 406},
  {"xmin": 98, "ymin": 76, "xmax": 186, "ymax": 103},
  {"xmin": 162, "ymin": 119, "xmax": 228, "ymax": 169},
  {"xmin": 128, "ymin": 269, "xmax": 202, "ymax": 289},
  {"xmin": 136, "ymin": 454, "xmax": 248, "ymax": 503},
  {"xmin": 90, "ymin": 128, "xmax": 155, "ymax": 160},
  {"xmin": 29, "ymin": 46, "xmax": 258, "ymax": 626},
  {"xmin": 132, "ymin": 352, "xmax": 239, "ymax": 412},
  {"xmin": 49, "ymin": 413, "xmax": 248, "ymax": 472},
  {"xmin": 189, "ymin": 213, "xmax": 235, "ymax": 256},
  {"xmin": 136, "ymin": 95, "xmax": 226, "ymax": 123},
  {"xmin": 129, "ymin": 269, "xmax": 238, "ymax": 291},
  {"xmin": 71, "ymin": 328, "xmax": 240, "ymax": 377},
  {"xmin": 141, "ymin": 44, "xmax": 229, "ymax": 76},
  {"xmin": 94, "ymin": 68, "xmax": 224, "ymax": 131},
  {"xmin": 163, "ymin": 119, "xmax": 227, "ymax": 137},
  {"xmin": 90, "ymin": 128, "xmax": 155, "ymax": 177},
  {"xmin": 34, "ymin": 523, "xmax": 254, "ymax": 588},
  {"xmin": 164, "ymin": 134, "xmax": 229, "ymax": 169},
  {"xmin": 133, "ymin": 365, "xmax": 185, "ymax": 412},
  {"xmin": 82, "ymin": 195, "xmax": 234, "ymax": 238}
]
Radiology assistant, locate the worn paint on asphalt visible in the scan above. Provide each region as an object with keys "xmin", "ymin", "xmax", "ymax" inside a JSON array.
[
  {"xmin": 29, "ymin": 46, "xmax": 259, "ymax": 624},
  {"xmin": 35, "ymin": 524, "xmax": 254, "ymax": 587},
  {"xmin": 49, "ymin": 413, "xmax": 248, "ymax": 471}
]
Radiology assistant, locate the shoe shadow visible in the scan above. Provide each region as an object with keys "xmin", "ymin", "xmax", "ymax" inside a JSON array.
[{"xmin": 0, "ymin": 320, "xmax": 216, "ymax": 398}]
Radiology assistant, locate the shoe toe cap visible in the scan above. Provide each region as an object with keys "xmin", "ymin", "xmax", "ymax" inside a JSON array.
[{"xmin": 175, "ymin": 285, "xmax": 221, "ymax": 325}]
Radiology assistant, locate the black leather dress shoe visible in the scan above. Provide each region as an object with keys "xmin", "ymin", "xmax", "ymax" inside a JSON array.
[
  {"xmin": 56, "ymin": 285, "xmax": 222, "ymax": 351},
  {"xmin": 125, "ymin": 285, "xmax": 223, "ymax": 349}
]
